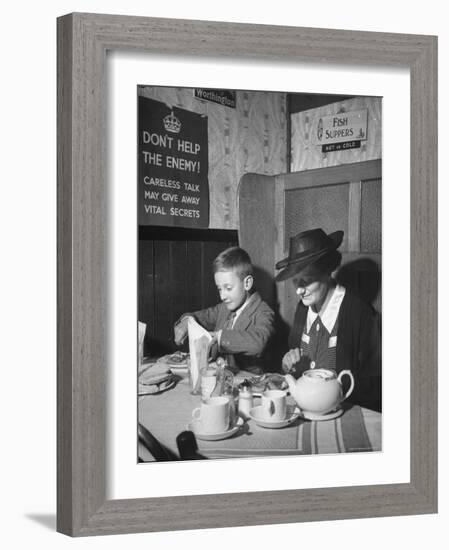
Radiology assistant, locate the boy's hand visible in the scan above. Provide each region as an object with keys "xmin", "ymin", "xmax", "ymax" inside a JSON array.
[
  {"xmin": 282, "ymin": 348, "xmax": 301, "ymax": 373},
  {"xmin": 208, "ymin": 332, "xmax": 219, "ymax": 361},
  {"xmin": 174, "ymin": 317, "xmax": 189, "ymax": 346}
]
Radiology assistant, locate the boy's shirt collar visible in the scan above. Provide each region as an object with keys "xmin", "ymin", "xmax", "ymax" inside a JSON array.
[
  {"xmin": 229, "ymin": 293, "xmax": 252, "ymax": 327},
  {"xmin": 217, "ymin": 294, "xmax": 253, "ymax": 347}
]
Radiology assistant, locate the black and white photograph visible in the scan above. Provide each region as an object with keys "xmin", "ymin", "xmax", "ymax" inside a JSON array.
[{"xmin": 137, "ymin": 85, "xmax": 382, "ymax": 461}]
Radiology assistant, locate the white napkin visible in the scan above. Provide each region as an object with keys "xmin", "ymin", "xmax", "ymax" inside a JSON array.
[{"xmin": 187, "ymin": 317, "xmax": 213, "ymax": 391}]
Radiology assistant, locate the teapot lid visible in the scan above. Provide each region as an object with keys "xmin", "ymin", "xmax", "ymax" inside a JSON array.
[{"xmin": 304, "ymin": 368, "xmax": 336, "ymax": 380}]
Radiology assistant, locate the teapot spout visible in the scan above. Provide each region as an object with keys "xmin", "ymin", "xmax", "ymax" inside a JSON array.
[{"xmin": 284, "ymin": 374, "xmax": 297, "ymax": 395}]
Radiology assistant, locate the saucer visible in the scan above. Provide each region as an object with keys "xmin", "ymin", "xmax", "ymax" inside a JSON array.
[
  {"xmin": 138, "ymin": 378, "xmax": 175, "ymax": 396},
  {"xmin": 249, "ymin": 405, "xmax": 300, "ymax": 429},
  {"xmin": 299, "ymin": 407, "xmax": 344, "ymax": 421},
  {"xmin": 187, "ymin": 416, "xmax": 244, "ymax": 441}
]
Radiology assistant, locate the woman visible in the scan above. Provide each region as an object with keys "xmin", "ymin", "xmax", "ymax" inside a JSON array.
[{"xmin": 276, "ymin": 228, "xmax": 381, "ymax": 411}]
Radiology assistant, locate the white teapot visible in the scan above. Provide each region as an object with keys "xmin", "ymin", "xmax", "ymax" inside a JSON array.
[{"xmin": 285, "ymin": 368, "xmax": 354, "ymax": 415}]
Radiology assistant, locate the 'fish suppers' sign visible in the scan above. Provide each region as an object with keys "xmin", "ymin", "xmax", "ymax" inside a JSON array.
[
  {"xmin": 312, "ymin": 109, "xmax": 368, "ymax": 148},
  {"xmin": 138, "ymin": 96, "xmax": 209, "ymax": 227}
]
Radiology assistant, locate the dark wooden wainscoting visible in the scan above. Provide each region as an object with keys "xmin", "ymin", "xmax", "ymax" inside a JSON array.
[{"xmin": 139, "ymin": 226, "xmax": 238, "ymax": 355}]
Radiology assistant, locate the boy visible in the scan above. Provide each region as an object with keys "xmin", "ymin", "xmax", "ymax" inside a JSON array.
[{"xmin": 174, "ymin": 246, "xmax": 274, "ymax": 374}]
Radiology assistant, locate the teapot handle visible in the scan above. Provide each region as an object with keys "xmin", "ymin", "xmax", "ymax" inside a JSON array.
[{"xmin": 337, "ymin": 370, "xmax": 354, "ymax": 400}]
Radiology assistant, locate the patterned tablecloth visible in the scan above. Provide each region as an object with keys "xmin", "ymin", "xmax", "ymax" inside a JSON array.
[{"xmin": 138, "ymin": 366, "xmax": 381, "ymax": 461}]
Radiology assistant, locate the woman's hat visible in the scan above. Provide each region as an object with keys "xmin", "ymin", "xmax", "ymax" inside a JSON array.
[{"xmin": 275, "ymin": 228, "xmax": 344, "ymax": 282}]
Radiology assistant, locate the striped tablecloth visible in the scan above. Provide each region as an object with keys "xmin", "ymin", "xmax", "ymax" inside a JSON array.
[{"xmin": 138, "ymin": 371, "xmax": 381, "ymax": 461}]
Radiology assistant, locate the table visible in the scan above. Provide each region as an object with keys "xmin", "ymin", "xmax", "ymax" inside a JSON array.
[{"xmin": 138, "ymin": 367, "xmax": 381, "ymax": 461}]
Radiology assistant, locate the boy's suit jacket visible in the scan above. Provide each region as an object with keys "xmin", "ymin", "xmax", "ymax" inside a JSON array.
[{"xmin": 190, "ymin": 292, "xmax": 274, "ymax": 373}]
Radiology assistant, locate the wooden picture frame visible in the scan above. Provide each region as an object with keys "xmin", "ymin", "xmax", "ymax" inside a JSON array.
[{"xmin": 57, "ymin": 13, "xmax": 437, "ymax": 536}]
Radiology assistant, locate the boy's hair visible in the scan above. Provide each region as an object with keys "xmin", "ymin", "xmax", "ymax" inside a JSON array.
[{"xmin": 213, "ymin": 246, "xmax": 253, "ymax": 280}]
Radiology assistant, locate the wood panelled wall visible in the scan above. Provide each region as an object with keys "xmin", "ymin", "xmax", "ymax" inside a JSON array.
[
  {"xmin": 238, "ymin": 163, "xmax": 382, "ymax": 332},
  {"xmin": 138, "ymin": 86, "xmax": 287, "ymax": 230},
  {"xmin": 139, "ymin": 227, "xmax": 238, "ymax": 355},
  {"xmin": 290, "ymin": 96, "xmax": 382, "ymax": 171}
]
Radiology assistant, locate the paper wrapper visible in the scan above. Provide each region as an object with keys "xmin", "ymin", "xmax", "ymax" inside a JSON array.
[
  {"xmin": 138, "ymin": 321, "xmax": 146, "ymax": 368},
  {"xmin": 187, "ymin": 317, "xmax": 213, "ymax": 392}
]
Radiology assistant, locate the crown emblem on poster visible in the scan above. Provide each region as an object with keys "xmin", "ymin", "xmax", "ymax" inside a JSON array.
[{"xmin": 163, "ymin": 111, "xmax": 181, "ymax": 133}]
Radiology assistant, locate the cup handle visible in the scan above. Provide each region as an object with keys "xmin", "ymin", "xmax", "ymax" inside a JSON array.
[
  {"xmin": 192, "ymin": 407, "xmax": 201, "ymax": 421},
  {"xmin": 227, "ymin": 398, "xmax": 236, "ymax": 428},
  {"xmin": 263, "ymin": 399, "xmax": 275, "ymax": 416},
  {"xmin": 337, "ymin": 370, "xmax": 355, "ymax": 400}
]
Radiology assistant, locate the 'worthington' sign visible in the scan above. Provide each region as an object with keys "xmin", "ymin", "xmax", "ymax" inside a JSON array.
[
  {"xmin": 194, "ymin": 88, "xmax": 236, "ymax": 109},
  {"xmin": 312, "ymin": 109, "xmax": 368, "ymax": 146}
]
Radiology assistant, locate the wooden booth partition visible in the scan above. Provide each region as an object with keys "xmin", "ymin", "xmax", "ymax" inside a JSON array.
[
  {"xmin": 238, "ymin": 159, "xmax": 382, "ymax": 336},
  {"xmin": 238, "ymin": 173, "xmax": 279, "ymax": 310},
  {"xmin": 139, "ymin": 226, "xmax": 238, "ymax": 356}
]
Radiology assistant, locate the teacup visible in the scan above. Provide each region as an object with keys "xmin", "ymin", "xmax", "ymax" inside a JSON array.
[
  {"xmin": 192, "ymin": 396, "xmax": 231, "ymax": 434},
  {"xmin": 261, "ymin": 389, "xmax": 287, "ymax": 421}
]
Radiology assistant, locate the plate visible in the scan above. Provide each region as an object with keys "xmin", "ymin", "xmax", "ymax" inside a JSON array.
[
  {"xmin": 249, "ymin": 405, "xmax": 300, "ymax": 429},
  {"xmin": 235, "ymin": 373, "xmax": 289, "ymax": 397},
  {"xmin": 138, "ymin": 378, "xmax": 176, "ymax": 396},
  {"xmin": 158, "ymin": 352, "xmax": 189, "ymax": 368},
  {"xmin": 298, "ymin": 407, "xmax": 343, "ymax": 421},
  {"xmin": 187, "ymin": 416, "xmax": 244, "ymax": 441}
]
